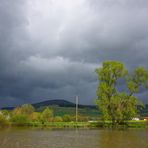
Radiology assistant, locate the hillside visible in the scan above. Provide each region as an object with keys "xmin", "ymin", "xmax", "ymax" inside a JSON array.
[
  {"xmin": 1, "ymin": 99, "xmax": 148, "ymax": 117},
  {"xmin": 1, "ymin": 99, "xmax": 96, "ymax": 110},
  {"xmin": 1, "ymin": 99, "xmax": 99, "ymax": 118}
]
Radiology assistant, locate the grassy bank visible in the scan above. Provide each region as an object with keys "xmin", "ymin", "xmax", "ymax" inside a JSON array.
[
  {"xmin": 3, "ymin": 120, "xmax": 147, "ymax": 129},
  {"xmin": 127, "ymin": 120, "xmax": 148, "ymax": 128},
  {"xmin": 28, "ymin": 122, "xmax": 91, "ymax": 128},
  {"xmin": 95, "ymin": 120, "xmax": 148, "ymax": 128},
  {"xmin": 3, "ymin": 121, "xmax": 91, "ymax": 128}
]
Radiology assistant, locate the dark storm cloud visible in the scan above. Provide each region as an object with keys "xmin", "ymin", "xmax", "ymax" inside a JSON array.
[{"xmin": 0, "ymin": 0, "xmax": 148, "ymax": 107}]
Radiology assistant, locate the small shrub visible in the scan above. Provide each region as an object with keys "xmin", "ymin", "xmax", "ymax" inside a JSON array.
[
  {"xmin": 0, "ymin": 115, "xmax": 9, "ymax": 126},
  {"xmin": 41, "ymin": 107, "xmax": 53, "ymax": 122},
  {"xmin": 11, "ymin": 114, "xmax": 28, "ymax": 126},
  {"xmin": 54, "ymin": 116, "xmax": 63, "ymax": 122},
  {"xmin": 63, "ymin": 115, "xmax": 71, "ymax": 122},
  {"xmin": 29, "ymin": 112, "xmax": 41, "ymax": 122},
  {"xmin": 78, "ymin": 115, "xmax": 89, "ymax": 122}
]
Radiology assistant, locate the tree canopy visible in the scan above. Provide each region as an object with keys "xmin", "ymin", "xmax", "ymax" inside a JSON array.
[{"xmin": 96, "ymin": 61, "xmax": 148, "ymax": 126}]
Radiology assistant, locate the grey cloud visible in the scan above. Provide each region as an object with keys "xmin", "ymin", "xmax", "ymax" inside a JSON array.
[{"xmin": 0, "ymin": 0, "xmax": 148, "ymax": 107}]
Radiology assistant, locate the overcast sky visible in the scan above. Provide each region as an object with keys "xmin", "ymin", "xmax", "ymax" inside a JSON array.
[{"xmin": 0, "ymin": 0, "xmax": 148, "ymax": 107}]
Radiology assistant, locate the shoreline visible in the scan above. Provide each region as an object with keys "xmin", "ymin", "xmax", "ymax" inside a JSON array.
[{"xmin": 1, "ymin": 120, "xmax": 148, "ymax": 129}]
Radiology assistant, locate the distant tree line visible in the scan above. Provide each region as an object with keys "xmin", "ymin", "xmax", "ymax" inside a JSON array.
[{"xmin": 0, "ymin": 104, "xmax": 92, "ymax": 127}]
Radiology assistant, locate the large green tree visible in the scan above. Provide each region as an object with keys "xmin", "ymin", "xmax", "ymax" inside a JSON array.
[{"xmin": 96, "ymin": 61, "xmax": 148, "ymax": 126}]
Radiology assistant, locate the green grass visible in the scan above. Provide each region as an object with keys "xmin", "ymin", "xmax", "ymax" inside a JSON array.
[
  {"xmin": 12, "ymin": 121, "xmax": 91, "ymax": 128},
  {"xmin": 95, "ymin": 120, "xmax": 148, "ymax": 128},
  {"xmin": 2, "ymin": 120, "xmax": 148, "ymax": 129},
  {"xmin": 127, "ymin": 120, "xmax": 148, "ymax": 128},
  {"xmin": 47, "ymin": 106, "xmax": 100, "ymax": 117}
]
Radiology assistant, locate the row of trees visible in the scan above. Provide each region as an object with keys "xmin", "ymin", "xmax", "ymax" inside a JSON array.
[
  {"xmin": 11, "ymin": 104, "xmax": 53, "ymax": 124},
  {"xmin": 0, "ymin": 105, "xmax": 53, "ymax": 126},
  {"xmin": 96, "ymin": 61, "xmax": 148, "ymax": 126},
  {"xmin": 0, "ymin": 104, "xmax": 91, "ymax": 126}
]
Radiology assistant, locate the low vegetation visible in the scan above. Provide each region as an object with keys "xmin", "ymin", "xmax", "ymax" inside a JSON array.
[
  {"xmin": 0, "ymin": 103, "xmax": 148, "ymax": 128},
  {"xmin": 0, "ymin": 103, "xmax": 99, "ymax": 128}
]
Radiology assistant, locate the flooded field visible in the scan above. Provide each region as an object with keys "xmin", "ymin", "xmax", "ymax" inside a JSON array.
[{"xmin": 0, "ymin": 128, "xmax": 148, "ymax": 148}]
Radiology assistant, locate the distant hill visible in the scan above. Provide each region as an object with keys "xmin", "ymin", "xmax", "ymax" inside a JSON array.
[
  {"xmin": 32, "ymin": 99, "xmax": 75, "ymax": 108},
  {"xmin": 32, "ymin": 99, "xmax": 96, "ymax": 109},
  {"xmin": 1, "ymin": 99, "xmax": 97, "ymax": 110}
]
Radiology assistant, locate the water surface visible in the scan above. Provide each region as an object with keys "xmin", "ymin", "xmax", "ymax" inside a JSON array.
[{"xmin": 0, "ymin": 128, "xmax": 148, "ymax": 148}]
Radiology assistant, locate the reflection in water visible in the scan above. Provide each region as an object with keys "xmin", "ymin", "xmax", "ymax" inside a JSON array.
[
  {"xmin": 98, "ymin": 129, "xmax": 148, "ymax": 148},
  {"xmin": 0, "ymin": 128, "xmax": 148, "ymax": 148}
]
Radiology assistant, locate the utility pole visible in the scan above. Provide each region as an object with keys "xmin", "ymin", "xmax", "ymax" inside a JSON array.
[{"xmin": 76, "ymin": 95, "xmax": 78, "ymax": 122}]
